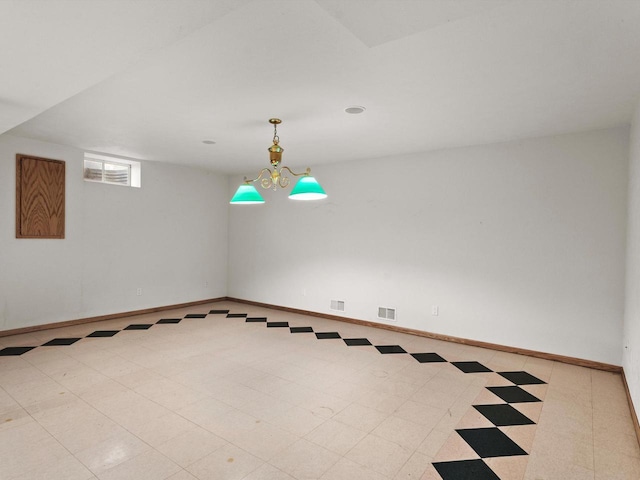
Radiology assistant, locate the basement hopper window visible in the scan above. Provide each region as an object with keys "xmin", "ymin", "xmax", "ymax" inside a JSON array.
[{"xmin": 83, "ymin": 153, "xmax": 141, "ymax": 188}]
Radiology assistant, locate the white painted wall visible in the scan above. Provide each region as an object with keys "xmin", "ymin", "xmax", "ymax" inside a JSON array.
[
  {"xmin": 228, "ymin": 128, "xmax": 628, "ymax": 365},
  {"xmin": 624, "ymin": 103, "xmax": 640, "ymax": 419},
  {"xmin": 0, "ymin": 134, "xmax": 228, "ymax": 330}
]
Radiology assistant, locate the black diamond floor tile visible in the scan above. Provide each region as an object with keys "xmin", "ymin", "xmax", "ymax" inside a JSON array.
[
  {"xmin": 42, "ymin": 338, "xmax": 81, "ymax": 346},
  {"xmin": 433, "ymin": 459, "xmax": 500, "ymax": 480},
  {"xmin": 0, "ymin": 346, "xmax": 37, "ymax": 356},
  {"xmin": 267, "ymin": 322, "xmax": 289, "ymax": 328},
  {"xmin": 375, "ymin": 345, "xmax": 407, "ymax": 354},
  {"xmin": 156, "ymin": 319, "xmax": 181, "ymax": 324},
  {"xmin": 487, "ymin": 386, "xmax": 541, "ymax": 403},
  {"xmin": 290, "ymin": 327, "xmax": 313, "ymax": 333},
  {"xmin": 344, "ymin": 338, "xmax": 372, "ymax": 346},
  {"xmin": 246, "ymin": 317, "xmax": 267, "ymax": 322},
  {"xmin": 209, "ymin": 309, "xmax": 230, "ymax": 314},
  {"xmin": 451, "ymin": 361, "xmax": 493, "ymax": 373},
  {"xmin": 87, "ymin": 330, "xmax": 119, "ymax": 337},
  {"xmin": 498, "ymin": 371, "xmax": 546, "ymax": 385},
  {"xmin": 474, "ymin": 404, "xmax": 535, "ymax": 427},
  {"xmin": 457, "ymin": 427, "xmax": 527, "ymax": 458},
  {"xmin": 185, "ymin": 314, "xmax": 208, "ymax": 318},
  {"xmin": 226, "ymin": 313, "xmax": 247, "ymax": 318},
  {"xmin": 124, "ymin": 324, "xmax": 153, "ymax": 330},
  {"xmin": 411, "ymin": 352, "xmax": 447, "ymax": 363},
  {"xmin": 315, "ymin": 332, "xmax": 341, "ymax": 339}
]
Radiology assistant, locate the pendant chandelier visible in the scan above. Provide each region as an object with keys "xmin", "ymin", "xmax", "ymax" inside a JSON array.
[{"xmin": 230, "ymin": 118, "xmax": 327, "ymax": 204}]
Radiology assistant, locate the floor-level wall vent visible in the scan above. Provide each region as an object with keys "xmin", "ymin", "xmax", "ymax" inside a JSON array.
[
  {"xmin": 330, "ymin": 300, "xmax": 345, "ymax": 311},
  {"xmin": 378, "ymin": 307, "xmax": 396, "ymax": 321}
]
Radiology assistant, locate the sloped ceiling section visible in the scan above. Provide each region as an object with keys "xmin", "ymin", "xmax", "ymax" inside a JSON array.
[
  {"xmin": 3, "ymin": 0, "xmax": 640, "ymax": 174},
  {"xmin": 315, "ymin": 0, "xmax": 511, "ymax": 47},
  {"xmin": 0, "ymin": 0, "xmax": 249, "ymax": 133}
]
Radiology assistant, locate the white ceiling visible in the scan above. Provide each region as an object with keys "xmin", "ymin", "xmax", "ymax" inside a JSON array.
[{"xmin": 3, "ymin": 0, "xmax": 640, "ymax": 174}]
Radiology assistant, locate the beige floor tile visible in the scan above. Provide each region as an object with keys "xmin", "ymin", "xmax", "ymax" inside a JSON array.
[
  {"xmin": 511, "ymin": 401, "xmax": 543, "ymax": 424},
  {"xmin": 75, "ymin": 373, "xmax": 129, "ymax": 401},
  {"xmin": 22, "ymin": 454, "xmax": 95, "ymax": 480},
  {"xmin": 194, "ymin": 406, "xmax": 261, "ymax": 442},
  {"xmin": 0, "ymin": 405, "xmax": 33, "ymax": 432},
  {"xmin": 133, "ymin": 377, "xmax": 208, "ymax": 411},
  {"xmin": 485, "ymin": 352, "xmax": 528, "ymax": 371},
  {"xmin": 332, "ymin": 402, "xmax": 389, "ymax": 432},
  {"xmin": 0, "ymin": 421, "xmax": 90, "ymax": 479},
  {"xmin": 128, "ymin": 412, "xmax": 198, "ymax": 447},
  {"xmin": 354, "ymin": 388, "xmax": 408, "ymax": 414},
  {"xmin": 3, "ymin": 376, "xmax": 72, "ymax": 410},
  {"xmin": 74, "ymin": 428, "xmax": 151, "ymax": 475},
  {"xmin": 410, "ymin": 375, "xmax": 469, "ymax": 410},
  {"xmin": 529, "ymin": 426, "xmax": 594, "ymax": 471},
  {"xmin": 594, "ymin": 449, "xmax": 640, "ymax": 480},
  {"xmin": 299, "ymin": 389, "xmax": 351, "ymax": 419},
  {"xmin": 235, "ymin": 390, "xmax": 296, "ymax": 422},
  {"xmin": 32, "ymin": 399, "xmax": 121, "ymax": 453},
  {"xmin": 473, "ymin": 371, "xmax": 514, "ymax": 387},
  {"xmin": 393, "ymin": 399, "xmax": 447, "ymax": 429},
  {"xmin": 416, "ymin": 427, "xmax": 452, "ymax": 458},
  {"xmin": 346, "ymin": 433, "xmax": 413, "ymax": 477},
  {"xmin": 394, "ymin": 451, "xmax": 433, "ymax": 479},
  {"xmin": 99, "ymin": 448, "xmax": 181, "ymax": 480},
  {"xmin": 372, "ymin": 414, "xmax": 431, "ymax": 450},
  {"xmin": 500, "ymin": 425, "xmax": 538, "ymax": 453},
  {"xmin": 472, "ymin": 387, "xmax": 507, "ymax": 405},
  {"xmin": 1, "ymin": 301, "xmax": 639, "ymax": 480},
  {"xmin": 304, "ymin": 418, "xmax": 367, "ymax": 455},
  {"xmin": 186, "ymin": 443, "xmax": 264, "ymax": 480},
  {"xmin": 166, "ymin": 470, "xmax": 199, "ymax": 480},
  {"xmin": 521, "ymin": 357, "xmax": 554, "ymax": 383},
  {"xmin": 242, "ymin": 463, "xmax": 295, "ymax": 480},
  {"xmin": 319, "ymin": 457, "xmax": 388, "ymax": 480},
  {"xmin": 521, "ymin": 383, "xmax": 548, "ymax": 401},
  {"xmin": 157, "ymin": 425, "xmax": 227, "ymax": 467},
  {"xmin": 524, "ymin": 450, "xmax": 595, "ymax": 480},
  {"xmin": 174, "ymin": 396, "xmax": 234, "ymax": 429},
  {"xmin": 485, "ymin": 455, "xmax": 528, "ymax": 480},
  {"xmin": 270, "ymin": 438, "xmax": 340, "ymax": 480},
  {"xmin": 432, "ymin": 431, "xmax": 479, "ymax": 462},
  {"xmin": 268, "ymin": 405, "xmax": 326, "ymax": 437},
  {"xmin": 454, "ymin": 406, "xmax": 495, "ymax": 430},
  {"xmin": 420, "ymin": 462, "xmax": 445, "ymax": 480},
  {"xmin": 231, "ymin": 421, "xmax": 299, "ymax": 461}
]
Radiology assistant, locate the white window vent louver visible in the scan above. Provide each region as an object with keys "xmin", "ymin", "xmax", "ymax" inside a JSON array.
[
  {"xmin": 83, "ymin": 153, "xmax": 141, "ymax": 188},
  {"xmin": 378, "ymin": 307, "xmax": 396, "ymax": 321},
  {"xmin": 330, "ymin": 300, "xmax": 345, "ymax": 311}
]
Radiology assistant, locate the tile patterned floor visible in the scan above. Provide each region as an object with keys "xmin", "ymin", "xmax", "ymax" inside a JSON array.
[{"xmin": 0, "ymin": 301, "xmax": 638, "ymax": 479}]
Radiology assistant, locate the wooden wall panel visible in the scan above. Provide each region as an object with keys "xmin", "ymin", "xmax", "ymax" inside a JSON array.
[{"xmin": 16, "ymin": 154, "xmax": 65, "ymax": 239}]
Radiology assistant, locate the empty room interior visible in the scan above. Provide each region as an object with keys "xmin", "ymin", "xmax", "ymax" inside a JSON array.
[{"xmin": 2, "ymin": 1, "xmax": 640, "ymax": 479}]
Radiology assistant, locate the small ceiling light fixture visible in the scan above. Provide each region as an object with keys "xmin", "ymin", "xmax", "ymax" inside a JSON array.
[
  {"xmin": 230, "ymin": 118, "xmax": 327, "ymax": 204},
  {"xmin": 202, "ymin": 140, "xmax": 216, "ymax": 144},
  {"xmin": 345, "ymin": 106, "xmax": 366, "ymax": 114}
]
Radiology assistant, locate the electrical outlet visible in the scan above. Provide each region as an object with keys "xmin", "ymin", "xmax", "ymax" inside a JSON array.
[
  {"xmin": 136, "ymin": 288, "xmax": 142, "ymax": 296},
  {"xmin": 431, "ymin": 305, "xmax": 439, "ymax": 316},
  {"xmin": 204, "ymin": 281, "xmax": 208, "ymax": 287}
]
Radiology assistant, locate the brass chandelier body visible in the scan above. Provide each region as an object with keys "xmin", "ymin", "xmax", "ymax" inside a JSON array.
[
  {"xmin": 245, "ymin": 118, "xmax": 310, "ymax": 190},
  {"xmin": 230, "ymin": 118, "xmax": 327, "ymax": 204}
]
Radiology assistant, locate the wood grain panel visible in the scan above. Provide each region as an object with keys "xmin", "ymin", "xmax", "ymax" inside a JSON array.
[{"xmin": 16, "ymin": 154, "xmax": 65, "ymax": 239}]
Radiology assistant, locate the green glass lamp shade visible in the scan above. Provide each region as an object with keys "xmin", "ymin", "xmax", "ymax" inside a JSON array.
[
  {"xmin": 230, "ymin": 184, "xmax": 265, "ymax": 204},
  {"xmin": 288, "ymin": 176, "xmax": 327, "ymax": 201}
]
